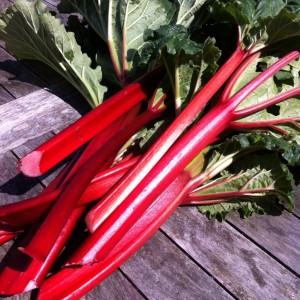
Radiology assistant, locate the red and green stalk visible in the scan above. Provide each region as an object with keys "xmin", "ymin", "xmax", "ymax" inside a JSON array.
[
  {"xmin": 64, "ymin": 51, "xmax": 299, "ymax": 266},
  {"xmin": 1, "ymin": 25, "xmax": 298, "ymax": 297},
  {"xmin": 84, "ymin": 45, "xmax": 247, "ymax": 232}
]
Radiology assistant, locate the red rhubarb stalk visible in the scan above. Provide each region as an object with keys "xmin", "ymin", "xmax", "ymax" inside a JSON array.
[
  {"xmin": 18, "ymin": 67, "xmax": 163, "ymax": 177},
  {"xmin": 67, "ymin": 51, "xmax": 299, "ymax": 265},
  {"xmin": 0, "ymin": 110, "xmax": 141, "ymax": 229},
  {"xmin": 85, "ymin": 45, "xmax": 247, "ymax": 231},
  {"xmin": 19, "ymin": 100, "xmax": 164, "ymax": 262},
  {"xmin": 0, "ymin": 207, "xmax": 85, "ymax": 295},
  {"xmin": 0, "ymin": 156, "xmax": 139, "ymax": 228},
  {"xmin": 37, "ymin": 172, "xmax": 191, "ymax": 299},
  {"xmin": 233, "ymin": 87, "xmax": 300, "ymax": 118},
  {"xmin": 0, "ymin": 233, "xmax": 16, "ymax": 245}
]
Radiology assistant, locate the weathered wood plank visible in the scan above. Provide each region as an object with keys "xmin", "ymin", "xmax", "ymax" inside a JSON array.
[
  {"xmin": 162, "ymin": 207, "xmax": 300, "ymax": 300},
  {"xmin": 1, "ymin": 240, "xmax": 144, "ymax": 300},
  {"xmin": 0, "ymin": 85, "xmax": 14, "ymax": 105},
  {"xmin": 121, "ymin": 231, "xmax": 233, "ymax": 300},
  {"xmin": 228, "ymin": 211, "xmax": 300, "ymax": 275},
  {"xmin": 0, "ymin": 88, "xmax": 81, "ymax": 154},
  {"xmin": 0, "ymin": 48, "xmax": 45, "ymax": 98},
  {"xmin": 82, "ymin": 271, "xmax": 145, "ymax": 300}
]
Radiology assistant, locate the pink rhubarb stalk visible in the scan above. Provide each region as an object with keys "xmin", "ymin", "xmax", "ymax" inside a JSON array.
[
  {"xmin": 0, "ymin": 207, "xmax": 85, "ymax": 295},
  {"xmin": 0, "ymin": 233, "xmax": 16, "ymax": 245}
]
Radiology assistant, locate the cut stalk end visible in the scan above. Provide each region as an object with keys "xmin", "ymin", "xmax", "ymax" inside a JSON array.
[{"xmin": 18, "ymin": 151, "xmax": 43, "ymax": 177}]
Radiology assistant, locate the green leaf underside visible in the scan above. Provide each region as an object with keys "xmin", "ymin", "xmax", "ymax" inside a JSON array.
[
  {"xmin": 231, "ymin": 56, "xmax": 300, "ymax": 139},
  {"xmin": 175, "ymin": 0, "xmax": 207, "ymax": 27},
  {"xmin": 195, "ymin": 153, "xmax": 295, "ymax": 220},
  {"xmin": 58, "ymin": 0, "xmax": 108, "ymax": 42},
  {"xmin": 208, "ymin": 133, "xmax": 300, "ymax": 171},
  {"xmin": 111, "ymin": 0, "xmax": 176, "ymax": 82},
  {"xmin": 0, "ymin": 0, "xmax": 107, "ymax": 107}
]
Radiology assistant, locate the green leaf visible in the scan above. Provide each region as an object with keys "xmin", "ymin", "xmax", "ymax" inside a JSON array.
[
  {"xmin": 195, "ymin": 153, "xmax": 295, "ymax": 220},
  {"xmin": 232, "ymin": 56, "xmax": 300, "ymax": 141},
  {"xmin": 58, "ymin": 0, "xmax": 109, "ymax": 42},
  {"xmin": 209, "ymin": 132, "xmax": 300, "ymax": 166},
  {"xmin": 110, "ymin": 0, "xmax": 176, "ymax": 83},
  {"xmin": 175, "ymin": 0, "xmax": 207, "ymax": 27},
  {"xmin": 61, "ymin": 0, "xmax": 176, "ymax": 84},
  {"xmin": 142, "ymin": 25, "xmax": 221, "ymax": 112},
  {"xmin": 285, "ymin": 0, "xmax": 300, "ymax": 17},
  {"xmin": 144, "ymin": 24, "xmax": 202, "ymax": 56},
  {"xmin": 0, "ymin": 0, "xmax": 107, "ymax": 107},
  {"xmin": 256, "ymin": 0, "xmax": 286, "ymax": 19},
  {"xmin": 209, "ymin": 0, "xmax": 300, "ymax": 53},
  {"xmin": 173, "ymin": 37, "xmax": 221, "ymax": 112}
]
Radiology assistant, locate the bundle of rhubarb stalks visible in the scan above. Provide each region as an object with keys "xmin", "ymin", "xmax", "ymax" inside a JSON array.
[{"xmin": 0, "ymin": 0, "xmax": 300, "ymax": 298}]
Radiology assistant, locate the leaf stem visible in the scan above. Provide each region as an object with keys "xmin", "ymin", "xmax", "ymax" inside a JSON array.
[
  {"xmin": 233, "ymin": 87, "xmax": 300, "ymax": 118},
  {"xmin": 230, "ymin": 118, "xmax": 300, "ymax": 129}
]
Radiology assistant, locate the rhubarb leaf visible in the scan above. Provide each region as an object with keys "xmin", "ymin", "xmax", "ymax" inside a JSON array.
[
  {"xmin": 57, "ymin": 0, "xmax": 108, "ymax": 42},
  {"xmin": 209, "ymin": 0, "xmax": 300, "ymax": 53},
  {"xmin": 60, "ymin": 0, "xmax": 177, "ymax": 84},
  {"xmin": 194, "ymin": 153, "xmax": 295, "ymax": 220},
  {"xmin": 143, "ymin": 25, "xmax": 221, "ymax": 112},
  {"xmin": 109, "ymin": 0, "xmax": 176, "ymax": 84},
  {"xmin": 172, "ymin": 37, "xmax": 221, "ymax": 112},
  {"xmin": 0, "ymin": 0, "xmax": 107, "ymax": 108},
  {"xmin": 175, "ymin": 0, "xmax": 208, "ymax": 27},
  {"xmin": 232, "ymin": 56, "xmax": 300, "ymax": 141},
  {"xmin": 208, "ymin": 133, "xmax": 300, "ymax": 168}
]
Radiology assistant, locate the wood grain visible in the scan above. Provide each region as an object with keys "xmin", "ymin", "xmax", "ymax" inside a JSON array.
[
  {"xmin": 0, "ymin": 48, "xmax": 45, "ymax": 98},
  {"xmin": 162, "ymin": 207, "xmax": 300, "ymax": 300},
  {"xmin": 0, "ymin": 85, "xmax": 14, "ymax": 105},
  {"xmin": 0, "ymin": 88, "xmax": 81, "ymax": 154},
  {"xmin": 228, "ymin": 210, "xmax": 300, "ymax": 274},
  {"xmin": 293, "ymin": 185, "xmax": 300, "ymax": 216},
  {"xmin": 122, "ymin": 230, "xmax": 233, "ymax": 300},
  {"xmin": 83, "ymin": 271, "xmax": 145, "ymax": 300}
]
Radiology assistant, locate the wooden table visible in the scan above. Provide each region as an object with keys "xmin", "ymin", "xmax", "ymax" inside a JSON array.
[{"xmin": 0, "ymin": 1, "xmax": 299, "ymax": 299}]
